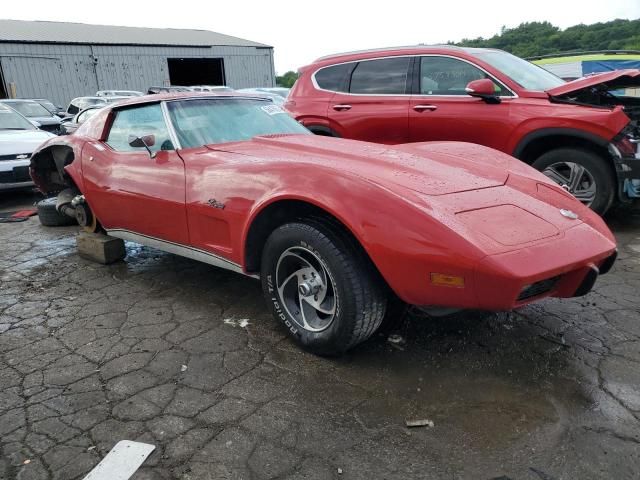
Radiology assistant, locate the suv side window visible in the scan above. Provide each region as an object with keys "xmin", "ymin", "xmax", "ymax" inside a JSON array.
[
  {"xmin": 106, "ymin": 104, "xmax": 173, "ymax": 152},
  {"xmin": 419, "ymin": 56, "xmax": 512, "ymax": 96},
  {"xmin": 314, "ymin": 63, "xmax": 353, "ymax": 92},
  {"xmin": 349, "ymin": 57, "xmax": 410, "ymax": 95}
]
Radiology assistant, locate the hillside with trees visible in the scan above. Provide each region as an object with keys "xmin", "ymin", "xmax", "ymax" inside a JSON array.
[{"xmin": 453, "ymin": 18, "xmax": 640, "ymax": 58}]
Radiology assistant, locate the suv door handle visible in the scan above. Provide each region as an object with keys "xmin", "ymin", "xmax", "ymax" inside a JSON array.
[
  {"xmin": 413, "ymin": 104, "xmax": 438, "ymax": 112},
  {"xmin": 332, "ymin": 104, "xmax": 352, "ymax": 111}
]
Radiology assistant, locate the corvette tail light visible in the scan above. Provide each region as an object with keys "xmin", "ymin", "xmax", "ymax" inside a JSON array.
[{"xmin": 430, "ymin": 273, "xmax": 464, "ymax": 288}]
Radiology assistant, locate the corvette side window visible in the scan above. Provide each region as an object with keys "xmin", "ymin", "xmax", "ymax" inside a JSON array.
[
  {"xmin": 419, "ymin": 56, "xmax": 511, "ymax": 96},
  {"xmin": 106, "ymin": 104, "xmax": 174, "ymax": 152},
  {"xmin": 349, "ymin": 57, "xmax": 410, "ymax": 95}
]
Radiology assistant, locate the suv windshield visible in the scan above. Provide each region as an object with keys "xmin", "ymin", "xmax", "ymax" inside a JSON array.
[
  {"xmin": 468, "ymin": 49, "xmax": 566, "ymax": 91},
  {"xmin": 5, "ymin": 101, "xmax": 51, "ymax": 118},
  {"xmin": 166, "ymin": 98, "xmax": 309, "ymax": 148},
  {"xmin": 0, "ymin": 105, "xmax": 36, "ymax": 130}
]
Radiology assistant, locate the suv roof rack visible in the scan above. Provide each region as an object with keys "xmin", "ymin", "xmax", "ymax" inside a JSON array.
[{"xmin": 314, "ymin": 44, "xmax": 463, "ymax": 62}]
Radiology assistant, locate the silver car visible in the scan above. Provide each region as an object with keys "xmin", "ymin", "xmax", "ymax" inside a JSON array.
[
  {"xmin": 0, "ymin": 104, "xmax": 55, "ymax": 191},
  {"xmin": 96, "ymin": 90, "xmax": 143, "ymax": 97},
  {"xmin": 0, "ymin": 99, "xmax": 62, "ymax": 134},
  {"xmin": 237, "ymin": 88, "xmax": 289, "ymax": 105}
]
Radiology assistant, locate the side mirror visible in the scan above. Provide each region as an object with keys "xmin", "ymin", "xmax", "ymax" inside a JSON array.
[
  {"xmin": 465, "ymin": 79, "xmax": 501, "ymax": 104},
  {"xmin": 128, "ymin": 134, "xmax": 156, "ymax": 158},
  {"xmin": 30, "ymin": 120, "xmax": 42, "ymax": 128}
]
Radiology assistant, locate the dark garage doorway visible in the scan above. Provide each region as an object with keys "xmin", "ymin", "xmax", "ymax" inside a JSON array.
[
  {"xmin": 0, "ymin": 62, "xmax": 7, "ymax": 99},
  {"xmin": 167, "ymin": 58, "xmax": 225, "ymax": 86}
]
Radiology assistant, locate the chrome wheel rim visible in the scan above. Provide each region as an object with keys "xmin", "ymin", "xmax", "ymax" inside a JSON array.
[
  {"xmin": 542, "ymin": 161, "xmax": 597, "ymax": 206},
  {"xmin": 275, "ymin": 246, "xmax": 337, "ymax": 332}
]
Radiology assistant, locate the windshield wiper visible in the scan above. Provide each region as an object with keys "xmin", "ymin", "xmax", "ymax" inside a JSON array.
[{"xmin": 1, "ymin": 127, "xmax": 29, "ymax": 130}]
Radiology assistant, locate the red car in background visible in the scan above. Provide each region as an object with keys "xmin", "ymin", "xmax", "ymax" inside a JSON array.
[
  {"xmin": 30, "ymin": 93, "xmax": 616, "ymax": 355},
  {"xmin": 285, "ymin": 46, "xmax": 640, "ymax": 214}
]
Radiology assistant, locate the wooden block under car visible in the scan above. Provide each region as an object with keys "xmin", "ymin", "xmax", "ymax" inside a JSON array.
[{"xmin": 76, "ymin": 232, "xmax": 125, "ymax": 264}]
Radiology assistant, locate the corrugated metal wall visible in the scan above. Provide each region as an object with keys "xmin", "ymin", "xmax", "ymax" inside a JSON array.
[{"xmin": 0, "ymin": 42, "xmax": 275, "ymax": 107}]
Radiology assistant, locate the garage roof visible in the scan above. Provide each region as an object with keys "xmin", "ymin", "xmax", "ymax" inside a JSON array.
[{"xmin": 0, "ymin": 19, "xmax": 271, "ymax": 48}]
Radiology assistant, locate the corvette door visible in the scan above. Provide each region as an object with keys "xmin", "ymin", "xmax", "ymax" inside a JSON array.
[
  {"xmin": 81, "ymin": 103, "xmax": 189, "ymax": 245},
  {"xmin": 328, "ymin": 57, "xmax": 410, "ymax": 144},
  {"xmin": 409, "ymin": 56, "xmax": 513, "ymax": 151}
]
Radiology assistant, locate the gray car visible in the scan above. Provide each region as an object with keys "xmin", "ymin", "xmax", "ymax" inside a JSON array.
[
  {"xmin": 0, "ymin": 99, "xmax": 62, "ymax": 134},
  {"xmin": 29, "ymin": 98, "xmax": 66, "ymax": 118},
  {"xmin": 0, "ymin": 104, "xmax": 56, "ymax": 191}
]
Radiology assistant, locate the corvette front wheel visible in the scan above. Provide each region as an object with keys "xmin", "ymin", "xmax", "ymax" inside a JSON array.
[{"xmin": 261, "ymin": 221, "xmax": 386, "ymax": 355}]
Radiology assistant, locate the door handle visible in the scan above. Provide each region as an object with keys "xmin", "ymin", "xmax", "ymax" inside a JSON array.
[
  {"xmin": 413, "ymin": 104, "xmax": 438, "ymax": 112},
  {"xmin": 332, "ymin": 104, "xmax": 352, "ymax": 111}
]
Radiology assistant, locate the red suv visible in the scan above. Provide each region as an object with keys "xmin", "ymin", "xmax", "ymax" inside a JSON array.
[{"xmin": 285, "ymin": 46, "xmax": 640, "ymax": 214}]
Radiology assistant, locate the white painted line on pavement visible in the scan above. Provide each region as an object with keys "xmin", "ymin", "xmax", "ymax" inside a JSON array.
[{"xmin": 82, "ymin": 440, "xmax": 155, "ymax": 480}]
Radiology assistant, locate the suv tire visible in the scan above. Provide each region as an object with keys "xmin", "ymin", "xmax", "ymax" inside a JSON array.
[{"xmin": 532, "ymin": 148, "xmax": 615, "ymax": 215}]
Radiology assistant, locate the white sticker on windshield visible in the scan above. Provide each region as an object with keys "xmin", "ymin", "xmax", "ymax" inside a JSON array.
[{"xmin": 261, "ymin": 104, "xmax": 285, "ymax": 115}]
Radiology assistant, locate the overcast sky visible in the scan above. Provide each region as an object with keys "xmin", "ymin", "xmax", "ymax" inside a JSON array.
[{"xmin": 6, "ymin": 0, "xmax": 640, "ymax": 74}]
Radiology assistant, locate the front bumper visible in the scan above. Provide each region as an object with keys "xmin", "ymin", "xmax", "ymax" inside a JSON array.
[
  {"xmin": 402, "ymin": 221, "xmax": 616, "ymax": 311},
  {"xmin": 472, "ymin": 222, "xmax": 616, "ymax": 310},
  {"xmin": 611, "ymin": 136, "xmax": 640, "ymax": 199},
  {"xmin": 0, "ymin": 158, "xmax": 33, "ymax": 190}
]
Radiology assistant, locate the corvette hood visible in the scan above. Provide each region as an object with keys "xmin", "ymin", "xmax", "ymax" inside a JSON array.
[
  {"xmin": 210, "ymin": 135, "xmax": 509, "ymax": 195},
  {"xmin": 546, "ymin": 69, "xmax": 640, "ymax": 97}
]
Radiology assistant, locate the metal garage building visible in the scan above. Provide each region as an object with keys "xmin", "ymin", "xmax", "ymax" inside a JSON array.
[{"xmin": 0, "ymin": 19, "xmax": 275, "ymax": 107}]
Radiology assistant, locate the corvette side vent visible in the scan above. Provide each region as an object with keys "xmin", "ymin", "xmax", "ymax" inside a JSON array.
[{"xmin": 518, "ymin": 276, "xmax": 560, "ymax": 301}]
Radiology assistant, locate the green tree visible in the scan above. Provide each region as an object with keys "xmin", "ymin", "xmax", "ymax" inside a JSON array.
[
  {"xmin": 454, "ymin": 18, "xmax": 640, "ymax": 58},
  {"xmin": 276, "ymin": 71, "xmax": 299, "ymax": 88}
]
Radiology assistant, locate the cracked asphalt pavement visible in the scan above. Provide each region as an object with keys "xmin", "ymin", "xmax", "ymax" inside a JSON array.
[{"xmin": 1, "ymin": 192, "xmax": 639, "ymax": 480}]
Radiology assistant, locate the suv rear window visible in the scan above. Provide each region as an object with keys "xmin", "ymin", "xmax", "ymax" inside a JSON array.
[
  {"xmin": 314, "ymin": 64, "xmax": 352, "ymax": 92},
  {"xmin": 350, "ymin": 57, "xmax": 410, "ymax": 95}
]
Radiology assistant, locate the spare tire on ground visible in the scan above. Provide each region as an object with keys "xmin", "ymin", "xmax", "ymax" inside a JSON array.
[{"xmin": 36, "ymin": 197, "xmax": 77, "ymax": 227}]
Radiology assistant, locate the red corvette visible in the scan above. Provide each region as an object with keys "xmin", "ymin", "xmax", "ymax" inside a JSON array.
[{"xmin": 30, "ymin": 93, "xmax": 617, "ymax": 354}]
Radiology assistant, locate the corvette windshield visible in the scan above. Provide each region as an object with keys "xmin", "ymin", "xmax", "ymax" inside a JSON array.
[
  {"xmin": 468, "ymin": 49, "xmax": 566, "ymax": 91},
  {"xmin": 166, "ymin": 98, "xmax": 309, "ymax": 148}
]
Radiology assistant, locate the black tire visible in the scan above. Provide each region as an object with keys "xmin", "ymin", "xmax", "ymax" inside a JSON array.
[
  {"xmin": 261, "ymin": 221, "xmax": 386, "ymax": 355},
  {"xmin": 377, "ymin": 293, "xmax": 410, "ymax": 334},
  {"xmin": 36, "ymin": 197, "xmax": 77, "ymax": 227},
  {"xmin": 308, "ymin": 126, "xmax": 340, "ymax": 137},
  {"xmin": 532, "ymin": 148, "xmax": 615, "ymax": 215}
]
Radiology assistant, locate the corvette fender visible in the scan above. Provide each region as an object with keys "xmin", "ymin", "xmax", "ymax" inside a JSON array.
[
  {"xmin": 29, "ymin": 136, "xmax": 86, "ymax": 194},
  {"xmin": 240, "ymin": 167, "xmax": 487, "ymax": 306}
]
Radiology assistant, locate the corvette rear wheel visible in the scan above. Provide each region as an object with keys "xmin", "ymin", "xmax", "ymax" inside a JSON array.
[
  {"xmin": 532, "ymin": 148, "xmax": 615, "ymax": 214},
  {"xmin": 261, "ymin": 221, "xmax": 386, "ymax": 355}
]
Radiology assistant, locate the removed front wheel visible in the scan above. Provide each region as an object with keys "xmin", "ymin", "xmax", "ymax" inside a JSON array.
[
  {"xmin": 261, "ymin": 221, "xmax": 386, "ymax": 355},
  {"xmin": 532, "ymin": 148, "xmax": 615, "ymax": 215},
  {"xmin": 36, "ymin": 197, "xmax": 77, "ymax": 227}
]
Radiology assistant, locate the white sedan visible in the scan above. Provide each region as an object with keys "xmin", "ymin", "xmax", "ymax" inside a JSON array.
[{"xmin": 0, "ymin": 104, "xmax": 55, "ymax": 191}]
